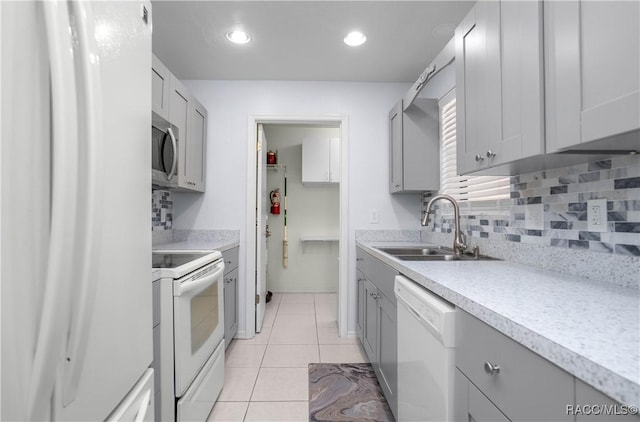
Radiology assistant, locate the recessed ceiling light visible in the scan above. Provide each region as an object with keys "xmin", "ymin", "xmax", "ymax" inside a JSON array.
[
  {"xmin": 226, "ymin": 30, "xmax": 251, "ymax": 44},
  {"xmin": 344, "ymin": 31, "xmax": 366, "ymax": 47}
]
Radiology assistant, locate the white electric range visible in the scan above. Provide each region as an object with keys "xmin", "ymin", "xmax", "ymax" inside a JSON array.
[{"xmin": 152, "ymin": 250, "xmax": 225, "ymax": 422}]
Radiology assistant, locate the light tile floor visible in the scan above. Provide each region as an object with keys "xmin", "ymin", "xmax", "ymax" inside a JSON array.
[{"xmin": 208, "ymin": 293, "xmax": 368, "ymax": 422}]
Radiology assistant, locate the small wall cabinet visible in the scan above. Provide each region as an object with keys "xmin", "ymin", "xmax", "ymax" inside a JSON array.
[
  {"xmin": 222, "ymin": 247, "xmax": 239, "ymax": 346},
  {"xmin": 356, "ymin": 247, "xmax": 399, "ymax": 419},
  {"xmin": 455, "ymin": 0, "xmax": 545, "ymax": 175},
  {"xmin": 152, "ymin": 55, "xmax": 207, "ymax": 193},
  {"xmin": 388, "ymin": 98, "xmax": 439, "ymax": 193},
  {"xmin": 302, "ymin": 137, "xmax": 340, "ymax": 184},
  {"xmin": 544, "ymin": 0, "xmax": 640, "ymax": 152}
]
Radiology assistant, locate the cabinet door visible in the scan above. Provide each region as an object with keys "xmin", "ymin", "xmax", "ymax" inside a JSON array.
[
  {"xmin": 224, "ymin": 268, "xmax": 238, "ymax": 345},
  {"xmin": 356, "ymin": 270, "xmax": 365, "ymax": 344},
  {"xmin": 402, "ymin": 99, "xmax": 440, "ymax": 192},
  {"xmin": 329, "ymin": 137, "xmax": 340, "ymax": 183},
  {"xmin": 377, "ymin": 293, "xmax": 397, "ymax": 418},
  {"xmin": 456, "ymin": 1, "xmax": 544, "ymax": 173},
  {"xmin": 492, "ymin": 0, "xmax": 544, "ymax": 165},
  {"xmin": 152, "ymin": 55, "xmax": 170, "ymax": 122},
  {"xmin": 169, "ymin": 76, "xmax": 189, "ymax": 187},
  {"xmin": 185, "ymin": 97, "xmax": 207, "ymax": 192},
  {"xmin": 389, "ymin": 100, "xmax": 403, "ymax": 193},
  {"xmin": 302, "ymin": 138, "xmax": 331, "ymax": 184},
  {"xmin": 455, "ymin": 2, "xmax": 500, "ymax": 174},
  {"xmin": 545, "ymin": 0, "xmax": 640, "ymax": 151},
  {"xmin": 362, "ymin": 279, "xmax": 378, "ymax": 364},
  {"xmin": 467, "ymin": 379, "xmax": 510, "ymax": 422}
]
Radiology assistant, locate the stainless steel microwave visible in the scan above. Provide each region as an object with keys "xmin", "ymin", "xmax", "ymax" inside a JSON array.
[{"xmin": 152, "ymin": 123, "xmax": 179, "ymax": 189}]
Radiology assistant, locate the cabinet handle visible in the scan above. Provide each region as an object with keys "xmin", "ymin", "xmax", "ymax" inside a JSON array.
[
  {"xmin": 369, "ymin": 292, "xmax": 380, "ymax": 300},
  {"xmin": 486, "ymin": 150, "xmax": 496, "ymax": 158},
  {"xmin": 484, "ymin": 362, "xmax": 500, "ymax": 375},
  {"xmin": 395, "ymin": 184, "xmax": 400, "ymax": 188},
  {"xmin": 357, "ymin": 278, "xmax": 366, "ymax": 282},
  {"xmin": 475, "ymin": 154, "xmax": 484, "ymax": 162},
  {"xmin": 356, "ymin": 258, "xmax": 363, "ymax": 262}
]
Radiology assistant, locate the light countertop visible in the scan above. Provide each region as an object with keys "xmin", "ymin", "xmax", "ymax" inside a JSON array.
[
  {"xmin": 153, "ymin": 239, "xmax": 239, "ymax": 253},
  {"xmin": 357, "ymin": 241, "xmax": 640, "ymax": 408}
]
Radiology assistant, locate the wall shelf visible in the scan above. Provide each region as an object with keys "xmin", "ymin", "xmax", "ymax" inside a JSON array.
[
  {"xmin": 267, "ymin": 164, "xmax": 286, "ymax": 172},
  {"xmin": 300, "ymin": 236, "xmax": 339, "ymax": 242}
]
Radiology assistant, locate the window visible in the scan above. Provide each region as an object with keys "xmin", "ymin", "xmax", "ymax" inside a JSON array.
[{"xmin": 438, "ymin": 92, "xmax": 510, "ymax": 213}]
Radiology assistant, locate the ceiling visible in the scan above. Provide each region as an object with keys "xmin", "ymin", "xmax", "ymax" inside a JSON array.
[{"xmin": 151, "ymin": 1, "xmax": 474, "ymax": 83}]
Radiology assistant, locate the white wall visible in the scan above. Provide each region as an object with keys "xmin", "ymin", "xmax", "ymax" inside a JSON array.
[
  {"xmin": 264, "ymin": 125, "xmax": 340, "ymax": 293},
  {"xmin": 174, "ymin": 80, "xmax": 414, "ymax": 336}
]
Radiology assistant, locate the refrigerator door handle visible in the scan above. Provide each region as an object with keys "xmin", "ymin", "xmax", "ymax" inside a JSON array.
[
  {"xmin": 61, "ymin": 0, "xmax": 105, "ymax": 407},
  {"xmin": 28, "ymin": 1, "xmax": 80, "ymax": 419},
  {"xmin": 133, "ymin": 390, "xmax": 152, "ymax": 422}
]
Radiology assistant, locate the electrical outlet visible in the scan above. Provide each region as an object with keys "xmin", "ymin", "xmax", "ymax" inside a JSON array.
[
  {"xmin": 587, "ymin": 199, "xmax": 607, "ymax": 232},
  {"xmin": 369, "ymin": 209, "xmax": 379, "ymax": 224}
]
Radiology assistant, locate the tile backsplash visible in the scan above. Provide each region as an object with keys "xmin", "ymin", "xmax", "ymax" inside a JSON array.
[
  {"xmin": 152, "ymin": 189, "xmax": 173, "ymax": 231},
  {"xmin": 422, "ymin": 155, "xmax": 640, "ymax": 257}
]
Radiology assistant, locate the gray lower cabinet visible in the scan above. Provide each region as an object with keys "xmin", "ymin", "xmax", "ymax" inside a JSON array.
[
  {"xmin": 356, "ymin": 270, "xmax": 365, "ymax": 344},
  {"xmin": 222, "ymin": 247, "xmax": 239, "ymax": 347},
  {"xmin": 356, "ymin": 247, "xmax": 398, "ymax": 418},
  {"xmin": 455, "ymin": 310, "xmax": 639, "ymax": 421},
  {"xmin": 456, "ymin": 310, "xmax": 574, "ymax": 421}
]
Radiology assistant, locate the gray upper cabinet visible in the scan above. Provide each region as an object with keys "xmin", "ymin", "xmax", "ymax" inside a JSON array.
[
  {"xmin": 153, "ymin": 55, "xmax": 207, "ymax": 193},
  {"xmin": 185, "ymin": 96, "xmax": 207, "ymax": 192},
  {"xmin": 151, "ymin": 55, "xmax": 171, "ymax": 123},
  {"xmin": 169, "ymin": 76, "xmax": 189, "ymax": 188},
  {"xmin": 545, "ymin": 1, "xmax": 640, "ymax": 152},
  {"xmin": 388, "ymin": 98, "xmax": 439, "ymax": 193},
  {"xmin": 456, "ymin": 1, "xmax": 544, "ymax": 175}
]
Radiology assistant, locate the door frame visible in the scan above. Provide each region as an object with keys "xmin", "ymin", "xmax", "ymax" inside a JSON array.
[{"xmin": 245, "ymin": 114, "xmax": 349, "ymax": 338}]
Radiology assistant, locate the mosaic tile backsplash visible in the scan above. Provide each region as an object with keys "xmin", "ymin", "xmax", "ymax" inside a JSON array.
[
  {"xmin": 422, "ymin": 155, "xmax": 640, "ymax": 256},
  {"xmin": 152, "ymin": 189, "xmax": 172, "ymax": 231}
]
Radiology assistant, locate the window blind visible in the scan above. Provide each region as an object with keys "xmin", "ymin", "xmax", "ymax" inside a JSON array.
[{"xmin": 439, "ymin": 95, "xmax": 510, "ymax": 207}]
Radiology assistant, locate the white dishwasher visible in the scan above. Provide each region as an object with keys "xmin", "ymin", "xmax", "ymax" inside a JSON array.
[{"xmin": 394, "ymin": 275, "xmax": 456, "ymax": 422}]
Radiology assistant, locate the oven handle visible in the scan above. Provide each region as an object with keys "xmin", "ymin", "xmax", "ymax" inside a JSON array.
[{"xmin": 174, "ymin": 261, "xmax": 224, "ymax": 297}]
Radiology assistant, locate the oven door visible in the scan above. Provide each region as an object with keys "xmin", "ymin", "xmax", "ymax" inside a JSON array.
[{"xmin": 173, "ymin": 258, "xmax": 224, "ymax": 396}]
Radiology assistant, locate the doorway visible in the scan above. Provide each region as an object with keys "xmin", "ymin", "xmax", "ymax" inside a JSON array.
[
  {"xmin": 245, "ymin": 115, "xmax": 349, "ymax": 339},
  {"xmin": 264, "ymin": 124, "xmax": 340, "ymax": 293}
]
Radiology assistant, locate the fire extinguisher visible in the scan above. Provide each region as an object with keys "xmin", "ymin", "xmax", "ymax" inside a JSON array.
[{"xmin": 270, "ymin": 189, "xmax": 281, "ymax": 214}]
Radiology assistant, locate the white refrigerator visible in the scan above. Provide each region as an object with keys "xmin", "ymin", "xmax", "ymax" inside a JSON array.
[{"xmin": 1, "ymin": 1, "xmax": 154, "ymax": 420}]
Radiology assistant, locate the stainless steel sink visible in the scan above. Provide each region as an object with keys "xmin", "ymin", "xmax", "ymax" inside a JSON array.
[
  {"xmin": 397, "ymin": 254, "xmax": 499, "ymax": 261},
  {"xmin": 376, "ymin": 247, "xmax": 450, "ymax": 256},
  {"xmin": 375, "ymin": 245, "xmax": 499, "ymax": 261}
]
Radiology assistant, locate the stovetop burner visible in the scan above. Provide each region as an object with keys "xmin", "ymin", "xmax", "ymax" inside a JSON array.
[{"xmin": 152, "ymin": 252, "xmax": 212, "ymax": 269}]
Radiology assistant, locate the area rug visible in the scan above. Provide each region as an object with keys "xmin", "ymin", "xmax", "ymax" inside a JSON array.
[{"xmin": 309, "ymin": 363, "xmax": 395, "ymax": 422}]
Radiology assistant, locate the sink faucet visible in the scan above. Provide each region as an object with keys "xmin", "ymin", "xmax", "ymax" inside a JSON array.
[{"xmin": 422, "ymin": 194, "xmax": 467, "ymax": 256}]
